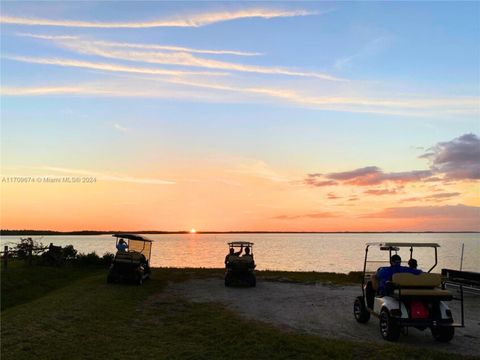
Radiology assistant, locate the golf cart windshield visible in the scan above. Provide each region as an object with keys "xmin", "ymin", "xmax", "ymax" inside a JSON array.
[
  {"xmin": 113, "ymin": 234, "xmax": 153, "ymax": 261},
  {"xmin": 364, "ymin": 242, "xmax": 440, "ymax": 274},
  {"xmin": 228, "ymin": 241, "xmax": 254, "ymax": 251}
]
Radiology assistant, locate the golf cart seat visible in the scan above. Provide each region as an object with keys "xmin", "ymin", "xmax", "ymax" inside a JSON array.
[
  {"xmin": 114, "ymin": 251, "xmax": 146, "ymax": 264},
  {"xmin": 391, "ymin": 273, "xmax": 453, "ymax": 299},
  {"xmin": 228, "ymin": 256, "xmax": 255, "ymax": 271}
]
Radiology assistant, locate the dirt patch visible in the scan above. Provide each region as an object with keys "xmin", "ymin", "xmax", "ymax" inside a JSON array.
[{"xmin": 166, "ymin": 278, "xmax": 480, "ymax": 357}]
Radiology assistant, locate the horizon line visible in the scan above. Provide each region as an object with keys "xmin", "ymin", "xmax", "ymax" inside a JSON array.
[{"xmin": 1, "ymin": 229, "xmax": 479, "ymax": 235}]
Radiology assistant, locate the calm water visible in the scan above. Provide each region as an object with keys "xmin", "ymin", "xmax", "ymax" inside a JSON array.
[{"xmin": 1, "ymin": 233, "xmax": 478, "ymax": 273}]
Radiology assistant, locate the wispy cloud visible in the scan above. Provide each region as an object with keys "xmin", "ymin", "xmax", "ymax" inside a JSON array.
[
  {"xmin": 0, "ymin": 85, "xmax": 108, "ymax": 96},
  {"xmin": 363, "ymin": 204, "xmax": 478, "ymax": 219},
  {"xmin": 399, "ymin": 192, "xmax": 461, "ymax": 203},
  {"xmin": 21, "ymin": 34, "xmax": 344, "ymax": 81},
  {"xmin": 273, "ymin": 211, "xmax": 339, "ymax": 220},
  {"xmin": 40, "ymin": 166, "xmax": 175, "ymax": 185},
  {"xmin": 113, "ymin": 123, "xmax": 128, "ymax": 133},
  {"xmin": 364, "ymin": 188, "xmax": 398, "ymax": 196},
  {"xmin": 304, "ymin": 174, "xmax": 338, "ymax": 187},
  {"xmin": 227, "ymin": 158, "xmax": 290, "ymax": 182},
  {"xmin": 334, "ymin": 37, "xmax": 388, "ymax": 70},
  {"xmin": 6, "ymin": 55, "xmax": 229, "ymax": 77},
  {"xmin": 1, "ymin": 8, "xmax": 316, "ymax": 28},
  {"xmin": 169, "ymin": 77, "xmax": 479, "ymax": 117},
  {"xmin": 305, "ymin": 166, "xmax": 434, "ymax": 187},
  {"xmin": 3, "ymin": 77, "xmax": 478, "ymax": 118},
  {"xmin": 18, "ymin": 33, "xmax": 262, "ymax": 57}
]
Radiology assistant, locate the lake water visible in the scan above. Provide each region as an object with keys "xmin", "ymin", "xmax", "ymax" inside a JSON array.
[{"xmin": 1, "ymin": 233, "xmax": 478, "ymax": 273}]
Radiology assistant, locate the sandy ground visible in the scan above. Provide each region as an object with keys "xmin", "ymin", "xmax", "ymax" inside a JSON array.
[{"xmin": 166, "ymin": 278, "xmax": 480, "ymax": 357}]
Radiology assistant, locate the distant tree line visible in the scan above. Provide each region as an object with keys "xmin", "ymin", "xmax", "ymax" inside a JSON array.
[{"xmin": 1, "ymin": 229, "xmax": 478, "ymax": 236}]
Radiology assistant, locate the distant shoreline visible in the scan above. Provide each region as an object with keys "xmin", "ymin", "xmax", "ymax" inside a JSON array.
[{"xmin": 1, "ymin": 229, "xmax": 479, "ymax": 236}]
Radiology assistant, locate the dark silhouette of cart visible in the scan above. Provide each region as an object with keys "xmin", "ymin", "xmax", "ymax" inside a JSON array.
[
  {"xmin": 107, "ymin": 234, "xmax": 153, "ymax": 285},
  {"xmin": 224, "ymin": 241, "xmax": 256, "ymax": 287}
]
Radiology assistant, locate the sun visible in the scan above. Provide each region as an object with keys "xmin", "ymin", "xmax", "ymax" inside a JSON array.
[{"xmin": 189, "ymin": 228, "xmax": 197, "ymax": 234}]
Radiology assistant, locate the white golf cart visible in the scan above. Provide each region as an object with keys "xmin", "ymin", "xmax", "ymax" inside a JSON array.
[{"xmin": 353, "ymin": 242, "xmax": 464, "ymax": 342}]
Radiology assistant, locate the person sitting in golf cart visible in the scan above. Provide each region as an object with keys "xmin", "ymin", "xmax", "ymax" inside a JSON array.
[
  {"xmin": 376, "ymin": 254, "xmax": 421, "ymax": 295},
  {"xmin": 242, "ymin": 246, "xmax": 254, "ymax": 262},
  {"xmin": 225, "ymin": 244, "xmax": 243, "ymax": 266},
  {"xmin": 116, "ymin": 239, "xmax": 128, "ymax": 252},
  {"xmin": 408, "ymin": 258, "xmax": 418, "ymax": 269}
]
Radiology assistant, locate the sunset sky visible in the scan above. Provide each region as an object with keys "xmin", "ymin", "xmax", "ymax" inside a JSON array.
[{"xmin": 1, "ymin": 2, "xmax": 479, "ymax": 231}]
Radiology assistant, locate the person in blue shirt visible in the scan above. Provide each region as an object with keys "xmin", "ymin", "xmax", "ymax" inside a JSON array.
[
  {"xmin": 116, "ymin": 239, "xmax": 128, "ymax": 252},
  {"xmin": 376, "ymin": 254, "xmax": 421, "ymax": 295},
  {"xmin": 408, "ymin": 258, "xmax": 418, "ymax": 269}
]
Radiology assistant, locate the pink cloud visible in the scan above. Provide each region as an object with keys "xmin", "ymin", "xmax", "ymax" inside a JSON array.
[
  {"xmin": 364, "ymin": 188, "xmax": 398, "ymax": 195},
  {"xmin": 420, "ymin": 133, "xmax": 480, "ymax": 180},
  {"xmin": 273, "ymin": 211, "xmax": 338, "ymax": 220},
  {"xmin": 363, "ymin": 204, "xmax": 478, "ymax": 219},
  {"xmin": 400, "ymin": 192, "xmax": 461, "ymax": 203}
]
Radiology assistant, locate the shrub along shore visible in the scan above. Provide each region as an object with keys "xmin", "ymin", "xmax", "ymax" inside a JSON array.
[{"xmin": 1, "ymin": 261, "xmax": 472, "ymax": 360}]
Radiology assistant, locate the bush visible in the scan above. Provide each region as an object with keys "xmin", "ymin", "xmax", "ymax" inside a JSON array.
[
  {"xmin": 62, "ymin": 245, "xmax": 77, "ymax": 260},
  {"xmin": 76, "ymin": 252, "xmax": 101, "ymax": 266},
  {"xmin": 13, "ymin": 237, "xmax": 44, "ymax": 259},
  {"xmin": 101, "ymin": 252, "xmax": 114, "ymax": 266}
]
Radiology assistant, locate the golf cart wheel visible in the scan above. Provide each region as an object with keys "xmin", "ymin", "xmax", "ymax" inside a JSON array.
[
  {"xmin": 379, "ymin": 308, "xmax": 401, "ymax": 341},
  {"xmin": 224, "ymin": 275, "xmax": 232, "ymax": 287},
  {"xmin": 431, "ymin": 326, "xmax": 454, "ymax": 342},
  {"xmin": 353, "ymin": 296, "xmax": 370, "ymax": 323},
  {"xmin": 250, "ymin": 274, "xmax": 256, "ymax": 287},
  {"xmin": 107, "ymin": 274, "xmax": 115, "ymax": 284}
]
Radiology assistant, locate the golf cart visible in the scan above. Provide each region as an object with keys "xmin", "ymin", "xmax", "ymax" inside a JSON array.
[
  {"xmin": 353, "ymin": 242, "xmax": 464, "ymax": 342},
  {"xmin": 225, "ymin": 241, "xmax": 256, "ymax": 287},
  {"xmin": 107, "ymin": 234, "xmax": 153, "ymax": 285}
]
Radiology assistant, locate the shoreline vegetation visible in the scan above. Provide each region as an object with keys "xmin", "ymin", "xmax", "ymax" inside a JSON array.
[
  {"xmin": 1, "ymin": 262, "xmax": 470, "ymax": 359},
  {"xmin": 1, "ymin": 229, "xmax": 479, "ymax": 236}
]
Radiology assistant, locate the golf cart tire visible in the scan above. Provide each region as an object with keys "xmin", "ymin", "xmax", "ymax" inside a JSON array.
[
  {"xmin": 107, "ymin": 275, "xmax": 115, "ymax": 284},
  {"xmin": 354, "ymin": 296, "xmax": 370, "ymax": 323},
  {"xmin": 250, "ymin": 274, "xmax": 256, "ymax": 287},
  {"xmin": 379, "ymin": 308, "xmax": 401, "ymax": 341},
  {"xmin": 431, "ymin": 326, "xmax": 454, "ymax": 343},
  {"xmin": 136, "ymin": 271, "xmax": 144, "ymax": 285}
]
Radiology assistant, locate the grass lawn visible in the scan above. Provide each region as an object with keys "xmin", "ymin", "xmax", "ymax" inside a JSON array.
[{"xmin": 0, "ymin": 263, "xmax": 471, "ymax": 359}]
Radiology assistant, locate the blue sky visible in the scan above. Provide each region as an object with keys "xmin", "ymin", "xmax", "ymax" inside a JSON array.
[{"xmin": 1, "ymin": 2, "xmax": 479, "ymax": 231}]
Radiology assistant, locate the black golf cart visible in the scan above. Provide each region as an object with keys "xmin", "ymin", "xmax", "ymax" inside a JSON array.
[
  {"xmin": 224, "ymin": 241, "xmax": 256, "ymax": 287},
  {"xmin": 107, "ymin": 234, "xmax": 153, "ymax": 285}
]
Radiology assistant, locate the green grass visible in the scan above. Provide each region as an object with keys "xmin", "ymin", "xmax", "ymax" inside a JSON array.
[
  {"xmin": 1, "ymin": 260, "xmax": 104, "ymax": 310},
  {"xmin": 0, "ymin": 264, "xmax": 474, "ymax": 360}
]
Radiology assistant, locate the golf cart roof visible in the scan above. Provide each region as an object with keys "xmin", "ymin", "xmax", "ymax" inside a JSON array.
[
  {"xmin": 228, "ymin": 241, "xmax": 254, "ymax": 247},
  {"xmin": 113, "ymin": 234, "xmax": 154, "ymax": 242},
  {"xmin": 366, "ymin": 242, "xmax": 439, "ymax": 248}
]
